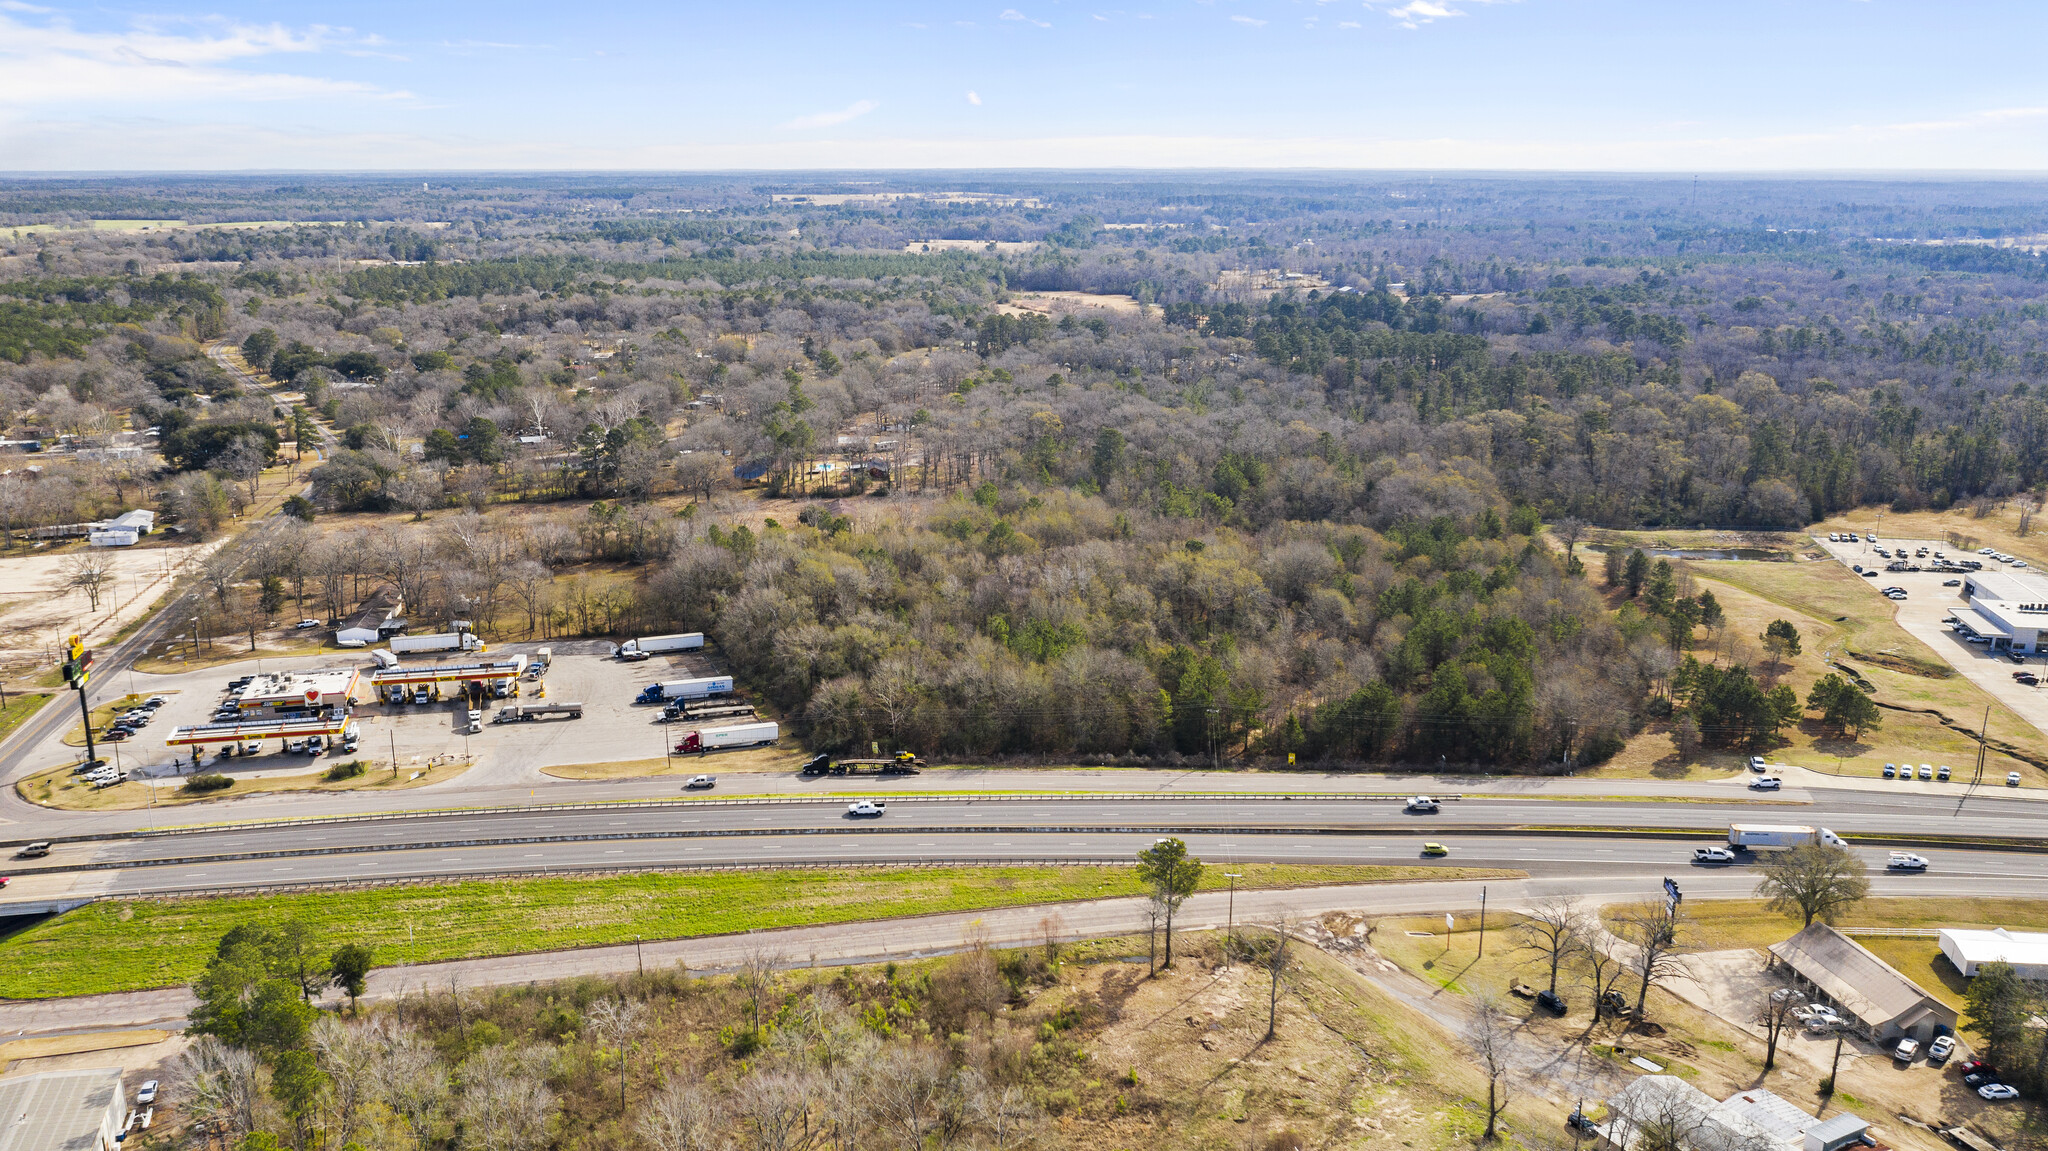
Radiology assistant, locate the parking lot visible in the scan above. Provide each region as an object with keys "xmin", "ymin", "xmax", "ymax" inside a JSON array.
[
  {"xmin": 15, "ymin": 638, "xmax": 782, "ymax": 796},
  {"xmin": 1813, "ymin": 532, "xmax": 2048, "ymax": 742}
]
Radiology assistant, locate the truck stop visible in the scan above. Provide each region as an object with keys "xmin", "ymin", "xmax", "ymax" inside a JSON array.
[
  {"xmin": 230, "ymin": 668, "xmax": 361, "ymax": 713},
  {"xmin": 369, "ymin": 656, "xmax": 529, "ymax": 702},
  {"xmin": 167, "ymin": 709, "xmax": 356, "ymax": 750}
]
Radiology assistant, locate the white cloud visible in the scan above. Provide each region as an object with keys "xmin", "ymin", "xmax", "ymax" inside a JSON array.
[
  {"xmin": 1339, "ymin": 20, "xmax": 1361, "ymax": 27},
  {"xmin": 1367, "ymin": 0, "xmax": 1515, "ymax": 28},
  {"xmin": 966, "ymin": 90, "xmax": 982, "ymax": 105},
  {"xmin": 1000, "ymin": 8, "xmax": 1051, "ymax": 27},
  {"xmin": 0, "ymin": 11, "xmax": 402, "ymax": 106},
  {"xmin": 1231, "ymin": 14, "xmax": 1268, "ymax": 25},
  {"xmin": 776, "ymin": 99, "xmax": 880, "ymax": 131}
]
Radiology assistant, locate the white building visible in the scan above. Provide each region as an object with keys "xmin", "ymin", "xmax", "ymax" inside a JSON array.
[
  {"xmin": 231, "ymin": 668, "xmax": 361, "ymax": 713},
  {"xmin": 86, "ymin": 509, "xmax": 156, "ymax": 547},
  {"xmin": 1940, "ymin": 927, "xmax": 2048, "ymax": 979},
  {"xmin": 1597, "ymin": 1076, "xmax": 1866, "ymax": 1151},
  {"xmin": 0, "ymin": 1067, "xmax": 128, "ymax": 1150},
  {"xmin": 1958, "ymin": 570, "xmax": 2048, "ymax": 653}
]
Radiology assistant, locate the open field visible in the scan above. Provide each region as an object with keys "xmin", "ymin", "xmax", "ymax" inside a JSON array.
[
  {"xmin": 0, "ymin": 690, "xmax": 54, "ymax": 746},
  {"xmin": 0, "ymin": 863, "xmax": 1519, "ymax": 999}
]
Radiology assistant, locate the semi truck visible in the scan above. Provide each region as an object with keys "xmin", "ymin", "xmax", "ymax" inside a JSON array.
[
  {"xmin": 634, "ymin": 676, "xmax": 734, "ymax": 704},
  {"xmin": 494, "ymin": 701, "xmax": 584, "ymax": 723},
  {"xmin": 1727, "ymin": 824, "xmax": 1848, "ymax": 850},
  {"xmin": 673, "ymin": 721, "xmax": 778, "ymax": 754},
  {"xmin": 662, "ymin": 701, "xmax": 755, "ymax": 724},
  {"xmin": 616, "ymin": 633, "xmax": 704, "ymax": 659},
  {"xmin": 799, "ymin": 751, "xmax": 924, "ymax": 777},
  {"xmin": 391, "ymin": 631, "xmax": 484, "ymax": 655}
]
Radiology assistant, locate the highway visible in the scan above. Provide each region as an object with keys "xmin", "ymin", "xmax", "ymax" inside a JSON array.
[{"xmin": 0, "ymin": 783, "xmax": 2040, "ymax": 901}]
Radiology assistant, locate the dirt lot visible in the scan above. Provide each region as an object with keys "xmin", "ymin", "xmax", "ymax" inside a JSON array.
[
  {"xmin": 993, "ymin": 290, "xmax": 1152, "ymax": 319},
  {"xmin": 0, "ymin": 538, "xmax": 219, "ymax": 677}
]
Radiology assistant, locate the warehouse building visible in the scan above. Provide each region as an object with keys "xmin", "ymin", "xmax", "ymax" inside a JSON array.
[
  {"xmin": 1957, "ymin": 570, "xmax": 2048, "ymax": 653},
  {"xmin": 0, "ymin": 1068, "xmax": 127, "ymax": 1151},
  {"xmin": 1939, "ymin": 927, "xmax": 2048, "ymax": 979},
  {"xmin": 1768, "ymin": 923, "xmax": 1957, "ymax": 1044}
]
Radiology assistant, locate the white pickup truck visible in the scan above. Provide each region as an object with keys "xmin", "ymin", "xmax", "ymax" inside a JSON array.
[{"xmin": 846, "ymin": 800, "xmax": 886, "ymax": 818}]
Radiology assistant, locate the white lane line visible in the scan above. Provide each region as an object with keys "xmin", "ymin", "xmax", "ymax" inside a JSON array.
[{"xmin": 604, "ymin": 850, "xmax": 624, "ymax": 854}]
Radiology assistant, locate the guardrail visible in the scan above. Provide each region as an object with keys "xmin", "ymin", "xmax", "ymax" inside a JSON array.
[{"xmin": 5, "ymin": 792, "xmax": 1469, "ymax": 848}]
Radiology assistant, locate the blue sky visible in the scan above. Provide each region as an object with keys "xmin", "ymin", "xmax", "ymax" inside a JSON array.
[{"xmin": 1, "ymin": 0, "xmax": 2044, "ymax": 170}]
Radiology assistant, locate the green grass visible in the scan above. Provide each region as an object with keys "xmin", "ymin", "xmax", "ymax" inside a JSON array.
[
  {"xmin": 0, "ymin": 690, "xmax": 54, "ymax": 745},
  {"xmin": 0, "ymin": 862, "xmax": 1519, "ymax": 999}
]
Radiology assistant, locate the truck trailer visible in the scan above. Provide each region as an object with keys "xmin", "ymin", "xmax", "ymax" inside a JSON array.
[
  {"xmin": 674, "ymin": 721, "xmax": 778, "ymax": 754},
  {"xmin": 391, "ymin": 631, "xmax": 484, "ymax": 655},
  {"xmin": 494, "ymin": 701, "xmax": 584, "ymax": 723},
  {"xmin": 799, "ymin": 752, "xmax": 924, "ymax": 777},
  {"xmin": 1727, "ymin": 824, "xmax": 1848, "ymax": 850},
  {"xmin": 617, "ymin": 633, "xmax": 704, "ymax": 658},
  {"xmin": 634, "ymin": 676, "xmax": 734, "ymax": 704}
]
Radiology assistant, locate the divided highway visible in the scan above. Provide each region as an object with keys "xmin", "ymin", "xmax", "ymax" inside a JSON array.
[{"xmin": 9, "ymin": 783, "xmax": 2047, "ymax": 900}]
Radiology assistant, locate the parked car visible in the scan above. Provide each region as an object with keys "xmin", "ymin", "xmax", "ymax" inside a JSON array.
[
  {"xmin": 1567, "ymin": 1110, "xmax": 1596, "ymax": 1133},
  {"xmin": 1965, "ymin": 1071, "xmax": 2000, "ymax": 1087},
  {"xmin": 1919, "ymin": 764, "xmax": 1934, "ymax": 780},
  {"xmin": 1958, "ymin": 1060, "xmax": 1998, "ymax": 1078},
  {"xmin": 101, "ymin": 729, "xmax": 129, "ymax": 742},
  {"xmin": 1979, "ymin": 1084, "xmax": 2019, "ymax": 1101},
  {"xmin": 295, "ymin": 618, "xmax": 321, "ymax": 630},
  {"xmin": 1883, "ymin": 763, "xmax": 1897, "ymax": 778},
  {"xmin": 1749, "ymin": 755, "xmax": 1767, "ymax": 771},
  {"xmin": 1692, "ymin": 847, "xmax": 1736, "ymax": 864},
  {"xmin": 1535, "ymin": 989, "xmax": 1566, "ymax": 1016},
  {"xmin": 1929, "ymin": 1035, "xmax": 1956, "ymax": 1063},
  {"xmin": 135, "ymin": 1080, "xmax": 158, "ymax": 1106},
  {"xmin": 1751, "ymin": 777, "xmax": 1782, "ymax": 791},
  {"xmin": 1938, "ymin": 765, "xmax": 1952, "ymax": 781},
  {"xmin": 1894, "ymin": 1038, "xmax": 1920, "ymax": 1061},
  {"xmin": 684, "ymin": 774, "xmax": 717, "ymax": 789},
  {"xmin": 142, "ymin": 696, "xmax": 166, "ymax": 709},
  {"xmin": 1422, "ymin": 842, "xmax": 1450, "ymax": 857},
  {"xmin": 2011, "ymin": 773, "xmax": 2025, "ymax": 786},
  {"xmin": 1404, "ymin": 796, "xmax": 1440, "ymax": 813},
  {"xmin": 1944, "ymin": 579, "xmax": 1962, "ymax": 587}
]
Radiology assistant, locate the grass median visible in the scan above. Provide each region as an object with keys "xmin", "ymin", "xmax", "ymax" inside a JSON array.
[{"xmin": 0, "ymin": 862, "xmax": 1521, "ymax": 999}]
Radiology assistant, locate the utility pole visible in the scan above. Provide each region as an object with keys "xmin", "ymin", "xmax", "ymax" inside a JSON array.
[
  {"xmin": 1478, "ymin": 887, "xmax": 1487, "ymax": 958},
  {"xmin": 1224, "ymin": 872, "xmax": 1242, "ymax": 955}
]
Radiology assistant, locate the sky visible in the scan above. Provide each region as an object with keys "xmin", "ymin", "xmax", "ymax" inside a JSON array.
[{"xmin": 1, "ymin": 0, "xmax": 2045, "ymax": 172}]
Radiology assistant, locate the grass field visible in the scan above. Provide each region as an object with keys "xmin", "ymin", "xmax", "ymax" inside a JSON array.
[
  {"xmin": 0, "ymin": 690, "xmax": 53, "ymax": 746},
  {"xmin": 60, "ymin": 692, "xmax": 145, "ymax": 747},
  {"xmin": 15, "ymin": 753, "xmax": 470, "ymax": 811},
  {"xmin": 0, "ymin": 863, "xmax": 1520, "ymax": 999}
]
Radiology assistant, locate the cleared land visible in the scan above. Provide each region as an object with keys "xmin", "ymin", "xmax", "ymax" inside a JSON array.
[{"xmin": 0, "ymin": 863, "xmax": 1519, "ymax": 999}]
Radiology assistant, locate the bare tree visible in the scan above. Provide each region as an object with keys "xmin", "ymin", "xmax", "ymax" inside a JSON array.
[
  {"xmin": 1579, "ymin": 932, "xmax": 1632, "ymax": 1025},
  {"xmin": 736, "ymin": 945, "xmax": 784, "ymax": 1035},
  {"xmin": 1756, "ymin": 986, "xmax": 1807, "ymax": 1071},
  {"xmin": 456, "ymin": 1043, "xmax": 558, "ymax": 1151},
  {"xmin": 201, "ymin": 547, "xmax": 241, "ymax": 607},
  {"xmin": 1470, "ymin": 994, "xmax": 1516, "ymax": 1142},
  {"xmin": 1754, "ymin": 843, "xmax": 1870, "ymax": 927},
  {"xmin": 1555, "ymin": 515, "xmax": 1587, "ymax": 560},
  {"xmin": 586, "ymin": 995, "xmax": 648, "ymax": 1115},
  {"xmin": 373, "ymin": 1021, "xmax": 449, "ymax": 1151},
  {"xmin": 641, "ymin": 1078, "xmax": 725, "ymax": 1151},
  {"xmin": 872, "ymin": 1045, "xmax": 949, "ymax": 1150},
  {"xmin": 1615, "ymin": 904, "xmax": 1691, "ymax": 1021},
  {"xmin": 1515, "ymin": 894, "xmax": 1583, "ymax": 996},
  {"xmin": 310, "ymin": 1016, "xmax": 380, "ymax": 1150},
  {"xmin": 1261, "ymin": 917, "xmax": 1294, "ymax": 1041},
  {"xmin": 973, "ymin": 1078, "xmax": 1040, "ymax": 1151},
  {"xmin": 172, "ymin": 1035, "xmax": 261, "ymax": 1145},
  {"xmin": 735, "ymin": 1068, "xmax": 815, "ymax": 1151},
  {"xmin": 218, "ymin": 435, "xmax": 269, "ymax": 505},
  {"xmin": 57, "ymin": 549, "xmax": 117, "ymax": 612}
]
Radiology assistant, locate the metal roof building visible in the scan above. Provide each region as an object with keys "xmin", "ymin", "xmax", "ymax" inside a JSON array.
[
  {"xmin": 0, "ymin": 1068, "xmax": 126, "ymax": 1151},
  {"xmin": 1768, "ymin": 922, "xmax": 1957, "ymax": 1043},
  {"xmin": 1940, "ymin": 927, "xmax": 2048, "ymax": 980},
  {"xmin": 1596, "ymin": 1076, "xmax": 1867, "ymax": 1151}
]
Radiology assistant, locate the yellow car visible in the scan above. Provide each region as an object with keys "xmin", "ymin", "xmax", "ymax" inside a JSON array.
[{"xmin": 1422, "ymin": 842, "xmax": 1449, "ymax": 857}]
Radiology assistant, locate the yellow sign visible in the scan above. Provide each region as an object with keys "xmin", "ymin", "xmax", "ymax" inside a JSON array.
[{"xmin": 66, "ymin": 634, "xmax": 83, "ymax": 662}]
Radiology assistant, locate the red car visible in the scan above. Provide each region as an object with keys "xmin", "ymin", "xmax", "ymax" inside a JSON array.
[{"xmin": 1958, "ymin": 1061, "xmax": 1999, "ymax": 1079}]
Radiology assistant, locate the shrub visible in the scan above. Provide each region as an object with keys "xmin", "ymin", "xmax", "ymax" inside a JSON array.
[
  {"xmin": 322, "ymin": 759, "xmax": 367, "ymax": 782},
  {"xmin": 181, "ymin": 773, "xmax": 233, "ymax": 794}
]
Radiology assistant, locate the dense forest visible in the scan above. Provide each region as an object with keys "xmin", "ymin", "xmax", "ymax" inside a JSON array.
[{"xmin": 3, "ymin": 173, "xmax": 2045, "ymax": 766}]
